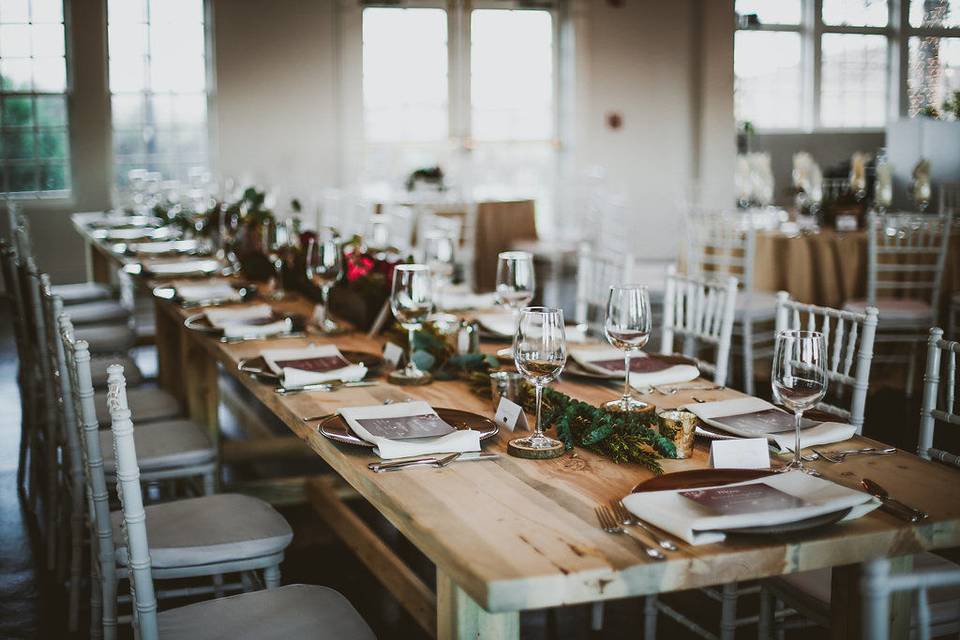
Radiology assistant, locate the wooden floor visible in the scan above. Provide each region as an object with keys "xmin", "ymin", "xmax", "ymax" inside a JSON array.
[{"xmin": 0, "ymin": 301, "xmax": 949, "ymax": 640}]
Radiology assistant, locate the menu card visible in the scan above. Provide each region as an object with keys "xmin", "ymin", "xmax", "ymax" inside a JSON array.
[
  {"xmin": 680, "ymin": 483, "xmax": 806, "ymax": 516},
  {"xmin": 262, "ymin": 344, "xmax": 367, "ymax": 388},
  {"xmin": 338, "ymin": 401, "xmax": 481, "ymax": 460},
  {"xmin": 684, "ymin": 397, "xmax": 856, "ymax": 452}
]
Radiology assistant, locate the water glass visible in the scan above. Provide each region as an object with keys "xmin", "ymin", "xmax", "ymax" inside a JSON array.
[
  {"xmin": 772, "ymin": 330, "xmax": 827, "ymax": 473},
  {"xmin": 603, "ymin": 285, "xmax": 651, "ymax": 413},
  {"xmin": 512, "ymin": 307, "xmax": 567, "ymax": 450},
  {"xmin": 306, "ymin": 227, "xmax": 343, "ymax": 333},
  {"xmin": 389, "ymin": 264, "xmax": 434, "ymax": 384}
]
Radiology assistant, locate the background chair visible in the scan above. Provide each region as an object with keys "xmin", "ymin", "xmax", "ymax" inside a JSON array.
[
  {"xmin": 574, "ymin": 244, "xmax": 635, "ymax": 336},
  {"xmin": 861, "ymin": 557, "xmax": 960, "ymax": 640},
  {"xmin": 775, "ymin": 291, "xmax": 879, "ymax": 433},
  {"xmin": 659, "ymin": 265, "xmax": 738, "ymax": 387}
]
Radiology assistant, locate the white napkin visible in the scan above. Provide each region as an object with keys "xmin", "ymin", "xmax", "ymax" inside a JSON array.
[
  {"xmin": 177, "ymin": 281, "xmax": 241, "ymax": 303},
  {"xmin": 132, "ymin": 240, "xmax": 199, "ymax": 255},
  {"xmin": 338, "ymin": 401, "xmax": 481, "ymax": 460},
  {"xmin": 438, "ymin": 290, "xmax": 498, "ymax": 311},
  {"xmin": 683, "ymin": 397, "xmax": 857, "ymax": 452},
  {"xmin": 146, "ymin": 258, "xmax": 220, "ymax": 276},
  {"xmin": 205, "ymin": 304, "xmax": 273, "ymax": 328},
  {"xmin": 621, "ymin": 471, "xmax": 880, "ymax": 546},
  {"xmin": 477, "ymin": 313, "xmax": 590, "ymax": 343},
  {"xmin": 571, "ymin": 346, "xmax": 702, "ymax": 387},
  {"xmin": 222, "ymin": 318, "xmax": 291, "ymax": 339},
  {"xmin": 261, "ymin": 344, "xmax": 367, "ymax": 388}
]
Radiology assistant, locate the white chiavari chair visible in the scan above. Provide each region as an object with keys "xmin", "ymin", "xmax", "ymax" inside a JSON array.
[
  {"xmin": 843, "ymin": 211, "xmax": 952, "ymax": 393},
  {"xmin": 861, "ymin": 557, "xmax": 960, "ymax": 640},
  {"xmin": 659, "ymin": 266, "xmax": 738, "ymax": 387},
  {"xmin": 685, "ymin": 209, "xmax": 778, "ymax": 394},
  {"xmin": 775, "ymin": 292, "xmax": 879, "ymax": 434},
  {"xmin": 574, "ymin": 243, "xmax": 635, "ymax": 336},
  {"xmin": 104, "ymin": 365, "xmax": 376, "ymax": 640},
  {"xmin": 919, "ymin": 327, "xmax": 960, "ymax": 467}
]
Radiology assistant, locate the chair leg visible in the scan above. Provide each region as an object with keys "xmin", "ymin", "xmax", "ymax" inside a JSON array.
[
  {"xmin": 264, "ymin": 564, "xmax": 281, "ymax": 589},
  {"xmin": 202, "ymin": 470, "xmax": 216, "ymax": 496},
  {"xmin": 742, "ymin": 321, "xmax": 755, "ymax": 396},
  {"xmin": 757, "ymin": 586, "xmax": 773, "ymax": 640},
  {"xmin": 213, "ymin": 573, "xmax": 225, "ymax": 598},
  {"xmin": 90, "ymin": 558, "xmax": 103, "ymax": 640},
  {"xmin": 590, "ymin": 602, "xmax": 604, "ymax": 632},
  {"xmin": 905, "ymin": 340, "xmax": 919, "ymax": 398},
  {"xmin": 720, "ymin": 583, "xmax": 738, "ymax": 640},
  {"xmin": 643, "ymin": 595, "xmax": 658, "ymax": 639}
]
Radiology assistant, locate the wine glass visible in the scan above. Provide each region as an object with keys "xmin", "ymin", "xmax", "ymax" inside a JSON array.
[
  {"xmin": 306, "ymin": 227, "xmax": 343, "ymax": 333},
  {"xmin": 422, "ymin": 230, "xmax": 456, "ymax": 305},
  {"xmin": 772, "ymin": 330, "xmax": 827, "ymax": 473},
  {"xmin": 263, "ymin": 218, "xmax": 296, "ymax": 300},
  {"xmin": 603, "ymin": 285, "xmax": 651, "ymax": 413},
  {"xmin": 389, "ymin": 264, "xmax": 434, "ymax": 385},
  {"xmin": 512, "ymin": 307, "xmax": 567, "ymax": 454},
  {"xmin": 218, "ymin": 205, "xmax": 241, "ymax": 269},
  {"xmin": 495, "ymin": 251, "xmax": 535, "ymax": 322}
]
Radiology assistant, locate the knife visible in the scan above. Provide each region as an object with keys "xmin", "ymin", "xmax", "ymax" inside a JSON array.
[
  {"xmin": 861, "ymin": 478, "xmax": 928, "ymax": 523},
  {"xmin": 275, "ymin": 381, "xmax": 378, "ymax": 395},
  {"xmin": 368, "ymin": 451, "xmax": 500, "ymax": 473}
]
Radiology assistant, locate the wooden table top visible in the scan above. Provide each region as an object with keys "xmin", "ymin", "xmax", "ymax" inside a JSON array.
[{"xmin": 74, "ymin": 213, "xmax": 960, "ymax": 614}]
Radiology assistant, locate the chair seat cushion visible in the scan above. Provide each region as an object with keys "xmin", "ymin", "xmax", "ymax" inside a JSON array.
[
  {"xmin": 95, "ymin": 387, "xmax": 181, "ymax": 425},
  {"xmin": 89, "ymin": 354, "xmax": 143, "ymax": 388},
  {"xmin": 111, "ymin": 494, "xmax": 293, "ymax": 568},
  {"xmin": 62, "ymin": 300, "xmax": 130, "ymax": 326},
  {"xmin": 157, "ymin": 584, "xmax": 376, "ymax": 640},
  {"xmin": 844, "ymin": 298, "xmax": 933, "ymax": 322},
  {"xmin": 52, "ymin": 281, "xmax": 114, "ymax": 304},
  {"xmin": 73, "ymin": 324, "xmax": 136, "ymax": 353},
  {"xmin": 100, "ymin": 419, "xmax": 214, "ymax": 473},
  {"xmin": 734, "ymin": 291, "xmax": 779, "ymax": 319},
  {"xmin": 776, "ymin": 552, "xmax": 960, "ymax": 628}
]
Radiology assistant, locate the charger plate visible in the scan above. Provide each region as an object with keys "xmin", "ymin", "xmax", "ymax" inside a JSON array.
[
  {"xmin": 317, "ymin": 408, "xmax": 499, "ymax": 447},
  {"xmin": 153, "ymin": 282, "xmax": 258, "ymax": 308},
  {"xmin": 183, "ymin": 311, "xmax": 306, "ymax": 337},
  {"xmin": 238, "ymin": 351, "xmax": 385, "ymax": 383}
]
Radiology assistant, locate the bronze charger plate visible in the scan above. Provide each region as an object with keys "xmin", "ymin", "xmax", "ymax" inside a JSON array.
[
  {"xmin": 238, "ymin": 351, "xmax": 385, "ymax": 383},
  {"xmin": 317, "ymin": 408, "xmax": 499, "ymax": 448},
  {"xmin": 183, "ymin": 311, "xmax": 306, "ymax": 337},
  {"xmin": 631, "ymin": 468, "xmax": 852, "ymax": 536},
  {"xmin": 563, "ymin": 353, "xmax": 701, "ymax": 382}
]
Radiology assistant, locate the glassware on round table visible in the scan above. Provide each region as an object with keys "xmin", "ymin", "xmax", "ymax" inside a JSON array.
[
  {"xmin": 495, "ymin": 251, "xmax": 535, "ymax": 323},
  {"xmin": 388, "ymin": 264, "xmax": 434, "ymax": 385},
  {"xmin": 772, "ymin": 329, "xmax": 827, "ymax": 473},
  {"xmin": 603, "ymin": 285, "xmax": 652, "ymax": 413},
  {"xmin": 511, "ymin": 306, "xmax": 567, "ymax": 455},
  {"xmin": 305, "ymin": 227, "xmax": 344, "ymax": 333}
]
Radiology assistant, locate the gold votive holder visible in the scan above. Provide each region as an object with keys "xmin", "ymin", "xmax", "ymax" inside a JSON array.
[
  {"xmin": 489, "ymin": 370, "xmax": 523, "ymax": 412},
  {"xmin": 657, "ymin": 409, "xmax": 698, "ymax": 459}
]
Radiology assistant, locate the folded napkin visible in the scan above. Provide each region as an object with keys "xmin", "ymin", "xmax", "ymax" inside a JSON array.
[
  {"xmin": 477, "ymin": 313, "xmax": 589, "ymax": 343},
  {"xmin": 177, "ymin": 281, "xmax": 241, "ymax": 303},
  {"xmin": 338, "ymin": 401, "xmax": 481, "ymax": 460},
  {"xmin": 205, "ymin": 304, "xmax": 291, "ymax": 339},
  {"xmin": 221, "ymin": 318, "xmax": 291, "ymax": 339},
  {"xmin": 261, "ymin": 344, "xmax": 366, "ymax": 388},
  {"xmin": 437, "ymin": 290, "xmax": 498, "ymax": 312},
  {"xmin": 132, "ymin": 240, "xmax": 199, "ymax": 255},
  {"xmin": 621, "ymin": 470, "xmax": 880, "ymax": 545},
  {"xmin": 683, "ymin": 397, "xmax": 856, "ymax": 452},
  {"xmin": 571, "ymin": 347, "xmax": 699, "ymax": 386},
  {"xmin": 104, "ymin": 227, "xmax": 162, "ymax": 240},
  {"xmin": 146, "ymin": 258, "xmax": 221, "ymax": 276}
]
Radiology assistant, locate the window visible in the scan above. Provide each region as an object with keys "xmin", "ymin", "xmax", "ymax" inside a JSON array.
[
  {"xmin": 909, "ymin": 1, "xmax": 960, "ymax": 115},
  {"xmin": 107, "ymin": 0, "xmax": 209, "ymax": 188},
  {"xmin": 910, "ymin": 0, "xmax": 960, "ymax": 28},
  {"xmin": 820, "ymin": 34, "xmax": 888, "ymax": 127},
  {"xmin": 734, "ymin": 31, "xmax": 804, "ymax": 129},
  {"xmin": 0, "ymin": 0, "xmax": 70, "ymax": 195},
  {"xmin": 822, "ymin": 0, "xmax": 888, "ymax": 27},
  {"xmin": 470, "ymin": 9, "xmax": 553, "ymax": 142},
  {"xmin": 362, "ymin": 8, "xmax": 448, "ymax": 144}
]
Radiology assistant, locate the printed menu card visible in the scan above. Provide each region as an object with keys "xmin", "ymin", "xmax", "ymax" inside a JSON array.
[
  {"xmin": 571, "ymin": 347, "xmax": 700, "ymax": 387},
  {"xmin": 338, "ymin": 401, "xmax": 481, "ymax": 460},
  {"xmin": 262, "ymin": 344, "xmax": 367, "ymax": 388}
]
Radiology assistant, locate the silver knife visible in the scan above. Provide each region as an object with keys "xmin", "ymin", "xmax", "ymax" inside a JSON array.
[
  {"xmin": 861, "ymin": 478, "xmax": 928, "ymax": 523},
  {"xmin": 275, "ymin": 381, "xmax": 378, "ymax": 395}
]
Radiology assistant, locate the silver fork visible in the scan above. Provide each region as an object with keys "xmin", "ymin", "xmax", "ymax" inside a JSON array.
[
  {"xmin": 811, "ymin": 447, "xmax": 896, "ymax": 463},
  {"xmin": 610, "ymin": 501, "xmax": 679, "ymax": 551},
  {"xmin": 594, "ymin": 506, "xmax": 666, "ymax": 561}
]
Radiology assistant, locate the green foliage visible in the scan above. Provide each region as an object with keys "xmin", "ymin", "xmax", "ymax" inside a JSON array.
[{"xmin": 943, "ymin": 90, "xmax": 960, "ymax": 120}]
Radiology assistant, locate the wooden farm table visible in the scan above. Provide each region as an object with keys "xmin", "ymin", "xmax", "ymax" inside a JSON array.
[{"xmin": 72, "ymin": 215, "xmax": 960, "ymax": 640}]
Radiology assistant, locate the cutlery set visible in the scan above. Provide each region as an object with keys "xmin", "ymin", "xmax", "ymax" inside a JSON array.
[
  {"xmin": 274, "ymin": 381, "xmax": 378, "ymax": 396},
  {"xmin": 367, "ymin": 451, "xmax": 500, "ymax": 473}
]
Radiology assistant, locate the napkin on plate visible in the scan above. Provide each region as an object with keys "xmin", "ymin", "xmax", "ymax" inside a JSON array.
[
  {"xmin": 683, "ymin": 397, "xmax": 857, "ymax": 451},
  {"xmin": 132, "ymin": 240, "xmax": 199, "ymax": 255},
  {"xmin": 261, "ymin": 344, "xmax": 367, "ymax": 388},
  {"xmin": 621, "ymin": 470, "xmax": 880, "ymax": 545},
  {"xmin": 571, "ymin": 347, "xmax": 700, "ymax": 386},
  {"xmin": 338, "ymin": 401, "xmax": 481, "ymax": 460},
  {"xmin": 205, "ymin": 304, "xmax": 291, "ymax": 339},
  {"xmin": 177, "ymin": 281, "xmax": 241, "ymax": 303},
  {"xmin": 477, "ymin": 313, "xmax": 590, "ymax": 343},
  {"xmin": 145, "ymin": 258, "xmax": 221, "ymax": 276}
]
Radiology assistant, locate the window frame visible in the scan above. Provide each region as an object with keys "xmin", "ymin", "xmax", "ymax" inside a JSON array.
[{"xmin": 735, "ymin": 0, "xmax": 960, "ymax": 133}]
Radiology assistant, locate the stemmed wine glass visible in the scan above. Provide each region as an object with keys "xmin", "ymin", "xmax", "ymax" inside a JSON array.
[
  {"xmin": 218, "ymin": 206, "xmax": 241, "ymax": 270},
  {"xmin": 422, "ymin": 230, "xmax": 457, "ymax": 306},
  {"xmin": 263, "ymin": 218, "xmax": 297, "ymax": 300},
  {"xmin": 772, "ymin": 330, "xmax": 827, "ymax": 473},
  {"xmin": 388, "ymin": 264, "xmax": 434, "ymax": 385},
  {"xmin": 512, "ymin": 307, "xmax": 567, "ymax": 455},
  {"xmin": 603, "ymin": 285, "xmax": 651, "ymax": 413},
  {"xmin": 306, "ymin": 227, "xmax": 344, "ymax": 333},
  {"xmin": 495, "ymin": 251, "xmax": 535, "ymax": 323}
]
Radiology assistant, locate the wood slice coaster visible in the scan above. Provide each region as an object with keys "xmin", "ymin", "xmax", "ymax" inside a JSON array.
[
  {"xmin": 387, "ymin": 370, "xmax": 433, "ymax": 386},
  {"xmin": 603, "ymin": 402, "xmax": 657, "ymax": 417},
  {"xmin": 507, "ymin": 438, "xmax": 565, "ymax": 459}
]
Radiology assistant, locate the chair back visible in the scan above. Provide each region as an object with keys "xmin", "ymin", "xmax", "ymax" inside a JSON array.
[
  {"xmin": 685, "ymin": 209, "xmax": 757, "ymax": 296},
  {"xmin": 60, "ymin": 318, "xmax": 119, "ymax": 639},
  {"xmin": 660, "ymin": 265, "xmax": 738, "ymax": 386},
  {"xmin": 919, "ymin": 327, "xmax": 960, "ymax": 468},
  {"xmin": 865, "ymin": 211, "xmax": 952, "ymax": 316},
  {"xmin": 106, "ymin": 366, "xmax": 160, "ymax": 640},
  {"xmin": 862, "ymin": 557, "xmax": 960, "ymax": 640},
  {"xmin": 775, "ymin": 292, "xmax": 878, "ymax": 433},
  {"xmin": 575, "ymin": 244, "xmax": 634, "ymax": 336}
]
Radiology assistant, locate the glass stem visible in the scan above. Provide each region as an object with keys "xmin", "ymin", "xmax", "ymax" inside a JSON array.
[
  {"xmin": 794, "ymin": 410, "xmax": 804, "ymax": 466},
  {"xmin": 274, "ymin": 259, "xmax": 284, "ymax": 295},
  {"xmin": 319, "ymin": 287, "xmax": 329, "ymax": 326},
  {"xmin": 407, "ymin": 325, "xmax": 417, "ymax": 373},
  {"xmin": 534, "ymin": 383, "xmax": 544, "ymax": 438},
  {"xmin": 623, "ymin": 351, "xmax": 632, "ymax": 406}
]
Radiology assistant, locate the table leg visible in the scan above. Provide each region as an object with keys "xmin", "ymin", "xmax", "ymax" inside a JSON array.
[
  {"xmin": 87, "ymin": 241, "xmax": 112, "ymax": 284},
  {"xmin": 830, "ymin": 555, "xmax": 913, "ymax": 640},
  {"xmin": 154, "ymin": 300, "xmax": 184, "ymax": 402},
  {"xmin": 180, "ymin": 330, "xmax": 220, "ymax": 446},
  {"xmin": 436, "ymin": 570, "xmax": 519, "ymax": 640}
]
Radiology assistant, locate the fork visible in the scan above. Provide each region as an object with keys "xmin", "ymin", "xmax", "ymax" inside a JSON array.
[
  {"xmin": 609, "ymin": 501, "xmax": 679, "ymax": 551},
  {"xmin": 811, "ymin": 447, "xmax": 896, "ymax": 463},
  {"xmin": 594, "ymin": 506, "xmax": 666, "ymax": 561}
]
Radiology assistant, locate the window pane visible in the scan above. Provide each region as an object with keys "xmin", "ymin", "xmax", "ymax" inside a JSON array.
[
  {"xmin": 36, "ymin": 126, "xmax": 65, "ymax": 158},
  {"xmin": 362, "ymin": 7, "xmax": 448, "ymax": 143},
  {"xmin": 2, "ymin": 129, "xmax": 34, "ymax": 158},
  {"xmin": 734, "ymin": 31, "xmax": 803, "ymax": 128},
  {"xmin": 38, "ymin": 160, "xmax": 67, "ymax": 190},
  {"xmin": 32, "ymin": 56, "xmax": 65, "ymax": 91},
  {"xmin": 471, "ymin": 9, "xmax": 553, "ymax": 142},
  {"xmin": 909, "ymin": 36, "xmax": 960, "ymax": 115},
  {"xmin": 735, "ymin": 0, "xmax": 801, "ymax": 24},
  {"xmin": 31, "ymin": 0, "xmax": 62, "ymax": 24},
  {"xmin": 820, "ymin": 34, "xmax": 888, "ymax": 128},
  {"xmin": 8, "ymin": 164, "xmax": 36, "ymax": 191},
  {"xmin": 822, "ymin": 0, "xmax": 888, "ymax": 27},
  {"xmin": 35, "ymin": 94, "xmax": 65, "ymax": 125},
  {"xmin": 32, "ymin": 23, "xmax": 64, "ymax": 56},
  {"xmin": 911, "ymin": 0, "xmax": 960, "ymax": 28},
  {"xmin": 1, "ymin": 95, "xmax": 32, "ymax": 126},
  {"xmin": 0, "ymin": 58, "xmax": 31, "ymax": 90},
  {"xmin": 0, "ymin": 24, "xmax": 31, "ymax": 56},
  {"xmin": 0, "ymin": 0, "xmax": 30, "ymax": 23}
]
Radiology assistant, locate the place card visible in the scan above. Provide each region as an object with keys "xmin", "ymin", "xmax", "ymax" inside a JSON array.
[
  {"xmin": 383, "ymin": 342, "xmax": 404, "ymax": 368},
  {"xmin": 494, "ymin": 397, "xmax": 529, "ymax": 432},
  {"xmin": 709, "ymin": 438, "xmax": 770, "ymax": 470}
]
